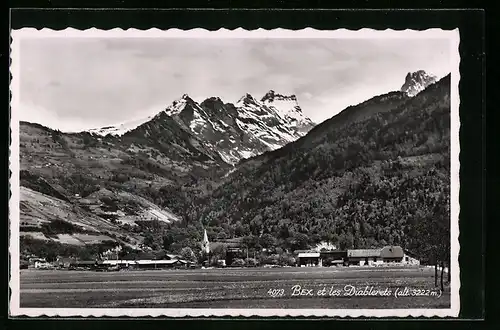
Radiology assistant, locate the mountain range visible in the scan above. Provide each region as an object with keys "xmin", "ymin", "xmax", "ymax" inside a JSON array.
[
  {"xmin": 17, "ymin": 70, "xmax": 450, "ymax": 261},
  {"xmin": 88, "ymin": 91, "xmax": 315, "ymax": 165}
]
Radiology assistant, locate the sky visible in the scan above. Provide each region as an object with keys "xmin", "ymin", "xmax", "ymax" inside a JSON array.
[{"xmin": 18, "ymin": 37, "xmax": 451, "ymax": 132}]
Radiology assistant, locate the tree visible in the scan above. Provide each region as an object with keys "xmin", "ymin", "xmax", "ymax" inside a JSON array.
[
  {"xmin": 180, "ymin": 247, "xmax": 196, "ymax": 262},
  {"xmin": 78, "ymin": 248, "xmax": 93, "ymax": 261},
  {"xmin": 163, "ymin": 233, "xmax": 175, "ymax": 251},
  {"xmin": 338, "ymin": 233, "xmax": 355, "ymax": 250},
  {"xmin": 143, "ymin": 232, "xmax": 155, "ymax": 248},
  {"xmin": 245, "ymin": 258, "xmax": 258, "ymax": 267},
  {"xmin": 82, "ymin": 135, "xmax": 94, "ymax": 149},
  {"xmin": 410, "ymin": 190, "xmax": 450, "ymax": 289},
  {"xmin": 231, "ymin": 258, "xmax": 245, "ymax": 267},
  {"xmin": 45, "ymin": 251, "xmax": 58, "ymax": 263},
  {"xmin": 170, "ymin": 242, "xmax": 183, "ymax": 253},
  {"xmin": 242, "ymin": 235, "xmax": 260, "ymax": 250},
  {"xmin": 259, "ymin": 233, "xmax": 277, "ymax": 249},
  {"xmin": 210, "ymin": 244, "xmax": 227, "ymax": 262},
  {"xmin": 279, "ymin": 254, "xmax": 296, "ymax": 266},
  {"xmin": 286, "ymin": 232, "xmax": 309, "ymax": 251}
]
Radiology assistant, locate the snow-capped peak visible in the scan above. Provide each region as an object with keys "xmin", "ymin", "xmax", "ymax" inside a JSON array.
[
  {"xmin": 259, "ymin": 90, "xmax": 313, "ymax": 133},
  {"xmin": 260, "ymin": 90, "xmax": 301, "ymax": 117},
  {"xmin": 400, "ymin": 70, "xmax": 438, "ymax": 97},
  {"xmin": 165, "ymin": 94, "xmax": 196, "ymax": 116}
]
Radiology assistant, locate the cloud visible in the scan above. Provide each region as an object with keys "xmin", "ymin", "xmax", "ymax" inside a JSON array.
[
  {"xmin": 47, "ymin": 81, "xmax": 61, "ymax": 87},
  {"xmin": 18, "ymin": 37, "xmax": 452, "ymax": 130}
]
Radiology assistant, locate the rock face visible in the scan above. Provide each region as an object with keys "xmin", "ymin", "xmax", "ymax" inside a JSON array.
[
  {"xmin": 400, "ymin": 70, "xmax": 438, "ymax": 97},
  {"xmin": 85, "ymin": 91, "xmax": 316, "ymax": 165},
  {"xmin": 260, "ymin": 90, "xmax": 315, "ymax": 134}
]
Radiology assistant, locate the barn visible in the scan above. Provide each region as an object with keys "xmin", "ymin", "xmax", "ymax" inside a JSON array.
[
  {"xmin": 346, "ymin": 249, "xmax": 382, "ymax": 266},
  {"xmin": 294, "ymin": 245, "xmax": 417, "ymax": 267},
  {"xmin": 380, "ymin": 246, "xmax": 404, "ymax": 263},
  {"xmin": 297, "ymin": 252, "xmax": 321, "ymax": 267}
]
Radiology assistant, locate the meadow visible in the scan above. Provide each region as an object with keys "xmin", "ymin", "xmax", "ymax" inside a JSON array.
[{"xmin": 19, "ymin": 266, "xmax": 450, "ymax": 309}]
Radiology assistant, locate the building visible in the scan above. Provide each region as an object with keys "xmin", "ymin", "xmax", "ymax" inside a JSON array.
[
  {"xmin": 225, "ymin": 247, "xmax": 245, "ymax": 266},
  {"xmin": 28, "ymin": 257, "xmax": 46, "ymax": 269},
  {"xmin": 297, "ymin": 252, "xmax": 321, "ymax": 267},
  {"xmin": 55, "ymin": 257, "xmax": 75, "ymax": 268},
  {"xmin": 164, "ymin": 254, "xmax": 183, "ymax": 260},
  {"xmin": 380, "ymin": 246, "xmax": 404, "ymax": 263},
  {"xmin": 102, "ymin": 259, "xmax": 189, "ymax": 269},
  {"xmin": 318, "ymin": 250, "xmax": 348, "ymax": 266},
  {"xmin": 347, "ymin": 249, "xmax": 382, "ymax": 266},
  {"xmin": 402, "ymin": 250, "xmax": 421, "ymax": 265},
  {"xmin": 34, "ymin": 260, "xmax": 54, "ymax": 269},
  {"xmin": 294, "ymin": 246, "xmax": 417, "ymax": 267},
  {"xmin": 101, "ymin": 256, "xmax": 192, "ymax": 270},
  {"xmin": 296, "ymin": 249, "xmax": 349, "ymax": 267}
]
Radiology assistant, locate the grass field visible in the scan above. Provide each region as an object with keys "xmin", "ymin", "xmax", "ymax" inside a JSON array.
[{"xmin": 20, "ymin": 266, "xmax": 450, "ymax": 309}]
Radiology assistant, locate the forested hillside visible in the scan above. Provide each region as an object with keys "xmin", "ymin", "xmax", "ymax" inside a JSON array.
[
  {"xmin": 160, "ymin": 75, "xmax": 451, "ymax": 262},
  {"xmin": 18, "ymin": 74, "xmax": 451, "ymax": 266}
]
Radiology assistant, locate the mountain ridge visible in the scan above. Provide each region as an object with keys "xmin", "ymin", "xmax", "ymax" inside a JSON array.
[{"xmin": 86, "ymin": 91, "xmax": 315, "ymax": 165}]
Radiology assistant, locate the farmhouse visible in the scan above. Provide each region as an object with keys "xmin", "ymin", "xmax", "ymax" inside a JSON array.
[
  {"xmin": 27, "ymin": 257, "xmax": 46, "ymax": 269},
  {"xmin": 55, "ymin": 257, "xmax": 75, "ymax": 268},
  {"xmin": 295, "ymin": 246, "xmax": 418, "ymax": 267},
  {"xmin": 402, "ymin": 250, "xmax": 421, "ymax": 265},
  {"xmin": 319, "ymin": 250, "xmax": 348, "ymax": 266},
  {"xmin": 297, "ymin": 252, "xmax": 321, "ymax": 267},
  {"xmin": 34, "ymin": 260, "xmax": 54, "ymax": 269},
  {"xmin": 296, "ymin": 249, "xmax": 347, "ymax": 267},
  {"xmin": 347, "ymin": 249, "xmax": 382, "ymax": 266},
  {"xmin": 380, "ymin": 246, "xmax": 403, "ymax": 263}
]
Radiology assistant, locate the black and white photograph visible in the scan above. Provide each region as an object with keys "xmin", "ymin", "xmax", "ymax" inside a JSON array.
[{"xmin": 9, "ymin": 28, "xmax": 460, "ymax": 317}]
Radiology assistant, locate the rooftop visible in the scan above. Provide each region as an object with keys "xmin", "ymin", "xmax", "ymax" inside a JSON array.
[
  {"xmin": 297, "ymin": 252, "xmax": 320, "ymax": 258},
  {"xmin": 380, "ymin": 246, "xmax": 404, "ymax": 259},
  {"xmin": 347, "ymin": 249, "xmax": 381, "ymax": 258}
]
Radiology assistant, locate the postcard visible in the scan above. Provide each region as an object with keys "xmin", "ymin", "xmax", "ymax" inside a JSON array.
[{"xmin": 9, "ymin": 27, "xmax": 460, "ymax": 317}]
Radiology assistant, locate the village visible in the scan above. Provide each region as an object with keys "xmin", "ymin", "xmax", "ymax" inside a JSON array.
[{"xmin": 23, "ymin": 230, "xmax": 420, "ymax": 271}]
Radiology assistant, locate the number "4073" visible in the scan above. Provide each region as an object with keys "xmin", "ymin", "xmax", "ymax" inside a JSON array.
[{"xmin": 267, "ymin": 288, "xmax": 285, "ymax": 298}]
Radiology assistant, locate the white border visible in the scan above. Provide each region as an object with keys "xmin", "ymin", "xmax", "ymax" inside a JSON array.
[{"xmin": 9, "ymin": 28, "xmax": 460, "ymax": 318}]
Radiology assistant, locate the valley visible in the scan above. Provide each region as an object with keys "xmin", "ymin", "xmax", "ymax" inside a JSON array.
[{"xmin": 17, "ymin": 71, "xmax": 449, "ymax": 268}]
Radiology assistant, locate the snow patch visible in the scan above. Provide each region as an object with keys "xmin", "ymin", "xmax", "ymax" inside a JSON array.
[{"xmin": 87, "ymin": 115, "xmax": 154, "ymax": 136}]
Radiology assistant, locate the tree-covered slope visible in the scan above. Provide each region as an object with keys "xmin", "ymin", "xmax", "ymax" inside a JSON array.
[{"xmin": 167, "ymin": 75, "xmax": 451, "ymax": 260}]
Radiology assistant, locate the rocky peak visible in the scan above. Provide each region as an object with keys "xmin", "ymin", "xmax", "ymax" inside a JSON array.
[
  {"xmin": 201, "ymin": 96, "xmax": 224, "ymax": 106},
  {"xmin": 237, "ymin": 93, "xmax": 258, "ymax": 105},
  {"xmin": 165, "ymin": 94, "xmax": 198, "ymax": 116},
  {"xmin": 261, "ymin": 90, "xmax": 298, "ymax": 103},
  {"xmin": 200, "ymin": 97, "xmax": 229, "ymax": 116},
  {"xmin": 400, "ymin": 70, "xmax": 438, "ymax": 97}
]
